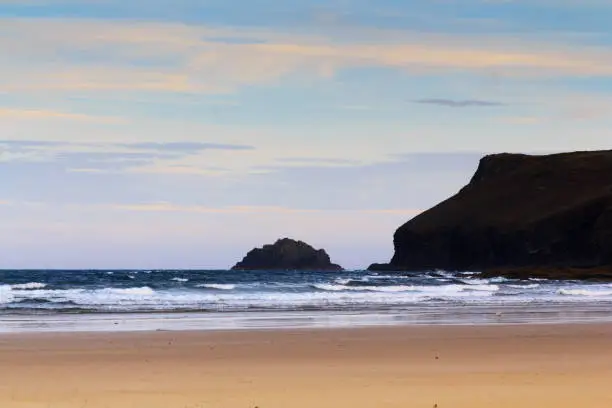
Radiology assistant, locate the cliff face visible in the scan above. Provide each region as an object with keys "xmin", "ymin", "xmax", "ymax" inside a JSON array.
[
  {"xmin": 232, "ymin": 238, "xmax": 343, "ymax": 271},
  {"xmin": 370, "ymin": 151, "xmax": 612, "ymax": 277}
]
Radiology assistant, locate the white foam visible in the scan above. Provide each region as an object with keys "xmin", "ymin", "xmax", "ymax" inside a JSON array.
[
  {"xmin": 333, "ymin": 277, "xmax": 371, "ymax": 285},
  {"xmin": 508, "ymin": 284, "xmax": 540, "ymax": 289},
  {"xmin": 314, "ymin": 283, "xmax": 420, "ymax": 293},
  {"xmin": 2, "ymin": 286, "xmax": 157, "ymax": 307},
  {"xmin": 461, "ymin": 278, "xmax": 492, "ymax": 285},
  {"xmin": 367, "ymin": 274, "xmax": 410, "ymax": 280},
  {"xmin": 109, "ymin": 287, "xmax": 155, "ymax": 295},
  {"xmin": 6, "ymin": 274, "xmax": 612, "ymax": 313},
  {"xmin": 172, "ymin": 278, "xmax": 189, "ymax": 282},
  {"xmin": 558, "ymin": 288, "xmax": 612, "ymax": 297},
  {"xmin": 463, "ymin": 284, "xmax": 499, "ymax": 292},
  {"xmin": 197, "ymin": 284, "xmax": 236, "ymax": 290},
  {"xmin": 1, "ymin": 283, "xmax": 48, "ymax": 305},
  {"xmin": 313, "ymin": 283, "xmax": 498, "ymax": 294},
  {"xmin": 0, "ymin": 285, "xmax": 15, "ymax": 304},
  {"xmin": 10, "ymin": 282, "xmax": 47, "ymax": 290}
]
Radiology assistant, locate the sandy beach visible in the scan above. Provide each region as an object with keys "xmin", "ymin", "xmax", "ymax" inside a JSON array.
[{"xmin": 0, "ymin": 324, "xmax": 611, "ymax": 408}]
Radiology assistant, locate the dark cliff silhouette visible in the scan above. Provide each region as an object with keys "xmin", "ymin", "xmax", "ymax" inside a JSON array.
[{"xmin": 369, "ymin": 150, "xmax": 612, "ymax": 279}]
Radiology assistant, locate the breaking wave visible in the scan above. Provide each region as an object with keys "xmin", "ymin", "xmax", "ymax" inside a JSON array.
[
  {"xmin": 196, "ymin": 284, "xmax": 236, "ymax": 290},
  {"xmin": 2, "ymin": 269, "xmax": 612, "ymax": 314}
]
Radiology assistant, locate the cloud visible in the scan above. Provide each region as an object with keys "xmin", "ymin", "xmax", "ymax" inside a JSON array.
[
  {"xmin": 0, "ymin": 139, "xmax": 255, "ymax": 172},
  {"xmin": 111, "ymin": 202, "xmax": 423, "ymax": 216},
  {"xmin": 0, "ymin": 139, "xmax": 252, "ymax": 150},
  {"xmin": 55, "ymin": 151, "xmax": 178, "ymax": 170},
  {"xmin": 0, "ymin": 108, "xmax": 123, "ymax": 122},
  {"xmin": 111, "ymin": 203, "xmax": 322, "ymax": 214},
  {"xmin": 0, "ymin": 140, "xmax": 66, "ymax": 149},
  {"xmin": 0, "ymin": 151, "xmax": 481, "ymax": 213},
  {"xmin": 499, "ymin": 116, "xmax": 542, "ymax": 125},
  {"xmin": 275, "ymin": 157, "xmax": 363, "ymax": 166},
  {"xmin": 415, "ymin": 99, "xmax": 506, "ymax": 107},
  {"xmin": 118, "ymin": 142, "xmax": 254, "ymax": 152},
  {"xmin": 0, "ymin": 139, "xmax": 254, "ymax": 152},
  {"xmin": 2, "ymin": 18, "xmax": 612, "ymax": 96}
]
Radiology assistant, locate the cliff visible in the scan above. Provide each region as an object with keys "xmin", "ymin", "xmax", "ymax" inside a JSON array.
[
  {"xmin": 369, "ymin": 150, "xmax": 612, "ymax": 279},
  {"xmin": 232, "ymin": 238, "xmax": 343, "ymax": 271}
]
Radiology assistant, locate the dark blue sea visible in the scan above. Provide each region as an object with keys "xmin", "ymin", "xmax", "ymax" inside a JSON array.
[{"xmin": 2, "ymin": 269, "xmax": 612, "ymax": 315}]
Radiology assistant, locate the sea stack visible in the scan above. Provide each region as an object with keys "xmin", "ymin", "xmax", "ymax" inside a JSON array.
[
  {"xmin": 369, "ymin": 150, "xmax": 612, "ymax": 279},
  {"xmin": 232, "ymin": 238, "xmax": 343, "ymax": 271}
]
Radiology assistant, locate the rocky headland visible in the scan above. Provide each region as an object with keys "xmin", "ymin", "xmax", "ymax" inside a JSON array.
[
  {"xmin": 232, "ymin": 238, "xmax": 343, "ymax": 271},
  {"xmin": 369, "ymin": 150, "xmax": 612, "ymax": 280}
]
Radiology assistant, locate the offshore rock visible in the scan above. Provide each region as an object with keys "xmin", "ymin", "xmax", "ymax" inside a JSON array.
[{"xmin": 232, "ymin": 238, "xmax": 343, "ymax": 271}]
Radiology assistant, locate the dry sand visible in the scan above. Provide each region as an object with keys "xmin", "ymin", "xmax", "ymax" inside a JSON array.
[{"xmin": 1, "ymin": 324, "xmax": 612, "ymax": 408}]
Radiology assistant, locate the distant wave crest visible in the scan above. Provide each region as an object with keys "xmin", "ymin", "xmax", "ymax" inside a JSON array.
[
  {"xmin": 558, "ymin": 288, "xmax": 612, "ymax": 297},
  {"xmin": 196, "ymin": 284, "xmax": 236, "ymax": 290},
  {"xmin": 10, "ymin": 282, "xmax": 47, "ymax": 290}
]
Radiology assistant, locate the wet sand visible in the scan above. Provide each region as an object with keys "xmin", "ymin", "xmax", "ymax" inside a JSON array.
[{"xmin": 1, "ymin": 324, "xmax": 612, "ymax": 407}]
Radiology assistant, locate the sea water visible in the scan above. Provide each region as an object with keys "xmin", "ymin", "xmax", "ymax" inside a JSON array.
[{"xmin": 1, "ymin": 269, "xmax": 612, "ymax": 332}]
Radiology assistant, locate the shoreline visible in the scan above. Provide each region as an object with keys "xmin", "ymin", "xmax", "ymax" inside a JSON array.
[
  {"xmin": 3, "ymin": 302, "xmax": 612, "ymax": 334},
  {"xmin": 2, "ymin": 323, "xmax": 612, "ymax": 407}
]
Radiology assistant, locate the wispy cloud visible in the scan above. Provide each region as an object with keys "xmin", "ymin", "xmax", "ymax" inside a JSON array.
[
  {"xmin": 0, "ymin": 140, "xmax": 254, "ymax": 152},
  {"xmin": 0, "ymin": 108, "xmax": 123, "ymax": 122},
  {"xmin": 0, "ymin": 140, "xmax": 66, "ymax": 149},
  {"xmin": 498, "ymin": 116, "xmax": 542, "ymax": 125},
  {"xmin": 415, "ymin": 99, "xmax": 506, "ymax": 108},
  {"xmin": 0, "ymin": 139, "xmax": 255, "ymax": 172},
  {"xmin": 276, "ymin": 157, "xmax": 363, "ymax": 166},
  {"xmin": 111, "ymin": 202, "xmax": 423, "ymax": 216},
  {"xmin": 112, "ymin": 203, "xmax": 322, "ymax": 214},
  {"xmin": 2, "ymin": 18, "xmax": 612, "ymax": 96},
  {"xmin": 117, "ymin": 142, "xmax": 254, "ymax": 152}
]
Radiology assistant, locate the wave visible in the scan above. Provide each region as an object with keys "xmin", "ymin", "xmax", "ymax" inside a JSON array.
[
  {"xmin": 9, "ymin": 282, "xmax": 47, "ymax": 290},
  {"xmin": 558, "ymin": 288, "xmax": 612, "ymax": 297},
  {"xmin": 508, "ymin": 284, "xmax": 540, "ymax": 289},
  {"xmin": 463, "ymin": 284, "xmax": 499, "ymax": 292},
  {"xmin": 1, "ymin": 286, "xmax": 160, "ymax": 308},
  {"xmin": 366, "ymin": 274, "xmax": 412, "ymax": 280},
  {"xmin": 460, "ymin": 278, "xmax": 492, "ymax": 285},
  {"xmin": 1, "ymin": 283, "xmax": 48, "ymax": 305},
  {"xmin": 333, "ymin": 277, "xmax": 372, "ymax": 285},
  {"xmin": 489, "ymin": 277, "xmax": 510, "ymax": 283},
  {"xmin": 313, "ymin": 283, "xmax": 499, "ymax": 294},
  {"xmin": 196, "ymin": 284, "xmax": 236, "ymax": 290},
  {"xmin": 0, "ymin": 285, "xmax": 15, "ymax": 304},
  {"xmin": 5, "ymin": 269, "xmax": 612, "ymax": 314},
  {"xmin": 314, "ymin": 283, "xmax": 419, "ymax": 293},
  {"xmin": 107, "ymin": 287, "xmax": 155, "ymax": 295},
  {"xmin": 0, "ymin": 282, "xmax": 498, "ymax": 311}
]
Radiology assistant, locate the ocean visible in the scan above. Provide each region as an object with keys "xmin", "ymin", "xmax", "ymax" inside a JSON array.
[{"xmin": 2, "ymin": 269, "xmax": 612, "ymax": 332}]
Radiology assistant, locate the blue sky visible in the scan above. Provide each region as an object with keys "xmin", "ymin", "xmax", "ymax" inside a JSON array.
[{"xmin": 1, "ymin": 0, "xmax": 612, "ymax": 269}]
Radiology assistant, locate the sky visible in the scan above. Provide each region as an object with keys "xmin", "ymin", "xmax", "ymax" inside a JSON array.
[{"xmin": 1, "ymin": 0, "xmax": 611, "ymax": 269}]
